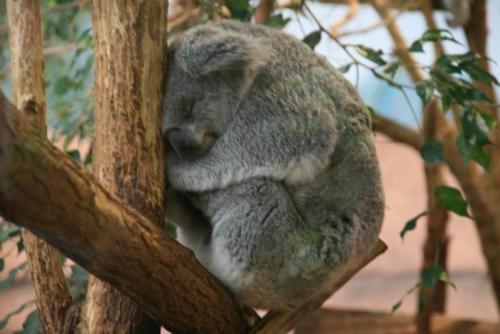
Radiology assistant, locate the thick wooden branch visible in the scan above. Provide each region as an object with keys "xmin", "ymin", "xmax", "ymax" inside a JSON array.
[
  {"xmin": 0, "ymin": 93, "xmax": 249, "ymax": 334},
  {"xmin": 250, "ymin": 240, "xmax": 387, "ymax": 334},
  {"xmin": 5, "ymin": 1, "xmax": 73, "ymax": 332}
]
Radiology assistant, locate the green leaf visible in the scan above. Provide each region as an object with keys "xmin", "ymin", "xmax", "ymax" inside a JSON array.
[
  {"xmin": 416, "ymin": 80, "xmax": 435, "ymax": 105},
  {"xmin": 408, "ymin": 41, "xmax": 423, "ymax": 53},
  {"xmin": 354, "ymin": 45, "xmax": 386, "ymax": 65},
  {"xmin": 0, "ymin": 228, "xmax": 21, "ymax": 243},
  {"xmin": 338, "ymin": 63, "xmax": 352, "ymax": 74},
  {"xmin": 303, "ymin": 30, "xmax": 322, "ymax": 50},
  {"xmin": 53, "ymin": 76, "xmax": 73, "ymax": 95},
  {"xmin": 461, "ymin": 108, "xmax": 491, "ymax": 147},
  {"xmin": 391, "ymin": 300, "xmax": 402, "ymax": 313},
  {"xmin": 265, "ymin": 14, "xmax": 290, "ymax": 29},
  {"xmin": 421, "ymin": 264, "xmax": 456, "ymax": 290},
  {"xmin": 463, "ymin": 63, "xmax": 499, "ymax": 86},
  {"xmin": 16, "ymin": 310, "xmax": 41, "ymax": 334},
  {"xmin": 441, "ymin": 94, "xmax": 451, "ymax": 112},
  {"xmin": 478, "ymin": 111, "xmax": 496, "ymax": 128},
  {"xmin": 224, "ymin": 0, "xmax": 252, "ymax": 20},
  {"xmin": 421, "ymin": 140, "xmax": 444, "ymax": 163},
  {"xmin": 67, "ymin": 149, "xmax": 81, "ymax": 164},
  {"xmin": 17, "ymin": 238, "xmax": 25, "ymax": 254},
  {"xmin": 0, "ymin": 263, "xmax": 28, "ymax": 289},
  {"xmin": 390, "ymin": 282, "xmax": 420, "ymax": 314},
  {"xmin": 439, "ymin": 270, "xmax": 457, "ymax": 290},
  {"xmin": 421, "ymin": 29, "xmax": 459, "ymax": 44},
  {"xmin": 434, "ymin": 186, "xmax": 471, "ymax": 218},
  {"xmin": 0, "ymin": 259, "xmax": 4, "ymax": 272},
  {"xmin": 83, "ymin": 149, "xmax": 93, "ymax": 166},
  {"xmin": 67, "ymin": 264, "xmax": 88, "ymax": 300},
  {"xmin": 422, "ymin": 264, "xmax": 443, "ymax": 288},
  {"xmin": 0, "ymin": 301, "xmax": 33, "ymax": 330},
  {"xmin": 164, "ymin": 221, "xmax": 178, "ymax": 238},
  {"xmin": 400, "ymin": 211, "xmax": 427, "ymax": 239},
  {"xmin": 457, "ymin": 132, "xmax": 491, "ymax": 170},
  {"xmin": 383, "ymin": 61, "xmax": 400, "ymax": 78}
]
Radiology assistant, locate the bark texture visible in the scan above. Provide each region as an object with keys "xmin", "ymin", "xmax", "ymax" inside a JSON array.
[
  {"xmin": 0, "ymin": 93, "xmax": 249, "ymax": 334},
  {"xmin": 79, "ymin": 1, "xmax": 168, "ymax": 332},
  {"xmin": 5, "ymin": 1, "xmax": 73, "ymax": 333}
]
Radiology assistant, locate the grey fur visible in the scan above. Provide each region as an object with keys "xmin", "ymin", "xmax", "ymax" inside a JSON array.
[{"xmin": 162, "ymin": 20, "xmax": 384, "ymax": 310}]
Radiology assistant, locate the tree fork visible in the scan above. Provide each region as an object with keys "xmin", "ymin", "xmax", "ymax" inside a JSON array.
[
  {"xmin": 5, "ymin": 1, "xmax": 73, "ymax": 332},
  {"xmin": 0, "ymin": 92, "xmax": 249, "ymax": 334}
]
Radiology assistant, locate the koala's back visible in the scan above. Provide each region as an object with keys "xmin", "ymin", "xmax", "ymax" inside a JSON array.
[{"xmin": 200, "ymin": 20, "xmax": 371, "ymax": 135}]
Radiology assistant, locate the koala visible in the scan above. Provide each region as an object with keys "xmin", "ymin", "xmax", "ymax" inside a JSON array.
[{"xmin": 162, "ymin": 20, "xmax": 384, "ymax": 310}]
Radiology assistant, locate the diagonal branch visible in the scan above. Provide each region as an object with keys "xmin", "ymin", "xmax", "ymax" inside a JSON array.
[{"xmin": 0, "ymin": 92, "xmax": 249, "ymax": 334}]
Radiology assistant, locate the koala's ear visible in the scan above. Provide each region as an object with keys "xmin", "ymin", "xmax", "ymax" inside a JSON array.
[{"xmin": 174, "ymin": 26, "xmax": 263, "ymax": 76}]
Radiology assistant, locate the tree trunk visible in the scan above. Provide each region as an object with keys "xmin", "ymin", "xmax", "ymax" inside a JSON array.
[
  {"xmin": 78, "ymin": 1, "xmax": 167, "ymax": 333},
  {"xmin": 5, "ymin": 1, "xmax": 72, "ymax": 333},
  {"xmin": 0, "ymin": 92, "xmax": 250, "ymax": 334}
]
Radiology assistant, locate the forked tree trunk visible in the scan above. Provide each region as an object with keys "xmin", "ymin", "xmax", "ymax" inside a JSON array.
[
  {"xmin": 5, "ymin": 1, "xmax": 72, "ymax": 332},
  {"xmin": 79, "ymin": 1, "xmax": 167, "ymax": 333}
]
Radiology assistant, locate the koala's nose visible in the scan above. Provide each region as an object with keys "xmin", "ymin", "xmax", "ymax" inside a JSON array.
[{"xmin": 166, "ymin": 128, "xmax": 201, "ymax": 160}]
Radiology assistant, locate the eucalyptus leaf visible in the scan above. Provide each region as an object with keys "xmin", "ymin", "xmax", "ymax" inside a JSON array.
[
  {"xmin": 434, "ymin": 186, "xmax": 471, "ymax": 218},
  {"xmin": 338, "ymin": 63, "xmax": 352, "ymax": 74},
  {"xmin": 303, "ymin": 30, "xmax": 322, "ymax": 50},
  {"xmin": 15, "ymin": 310, "xmax": 41, "ymax": 334},
  {"xmin": 0, "ymin": 263, "xmax": 28, "ymax": 289},
  {"xmin": 0, "ymin": 228, "xmax": 21, "ymax": 243},
  {"xmin": 0, "ymin": 301, "xmax": 33, "ymax": 330},
  {"xmin": 354, "ymin": 45, "xmax": 386, "ymax": 65},
  {"xmin": 383, "ymin": 61, "xmax": 399, "ymax": 78},
  {"xmin": 416, "ymin": 80, "xmax": 435, "ymax": 105},
  {"xmin": 400, "ymin": 211, "xmax": 428, "ymax": 239},
  {"xmin": 223, "ymin": 0, "xmax": 252, "ymax": 20},
  {"xmin": 265, "ymin": 14, "xmax": 290, "ymax": 29},
  {"xmin": 421, "ymin": 140, "xmax": 444, "ymax": 163}
]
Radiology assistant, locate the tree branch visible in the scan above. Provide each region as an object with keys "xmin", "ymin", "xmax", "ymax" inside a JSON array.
[
  {"xmin": 373, "ymin": 115, "xmax": 422, "ymax": 150},
  {"xmin": 253, "ymin": 0, "xmax": 274, "ymax": 24},
  {"xmin": 0, "ymin": 92, "xmax": 249, "ymax": 334}
]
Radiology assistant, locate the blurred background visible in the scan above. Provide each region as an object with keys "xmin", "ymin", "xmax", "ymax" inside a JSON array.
[{"xmin": 1, "ymin": 0, "xmax": 499, "ymax": 333}]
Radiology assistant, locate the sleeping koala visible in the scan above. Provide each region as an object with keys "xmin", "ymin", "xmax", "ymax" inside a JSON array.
[{"xmin": 162, "ymin": 20, "xmax": 384, "ymax": 310}]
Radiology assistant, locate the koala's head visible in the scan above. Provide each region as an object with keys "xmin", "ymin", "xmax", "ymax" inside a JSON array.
[{"xmin": 162, "ymin": 24, "xmax": 264, "ymax": 160}]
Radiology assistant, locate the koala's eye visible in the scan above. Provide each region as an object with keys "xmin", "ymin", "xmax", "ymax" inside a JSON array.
[{"xmin": 183, "ymin": 102, "xmax": 194, "ymax": 119}]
